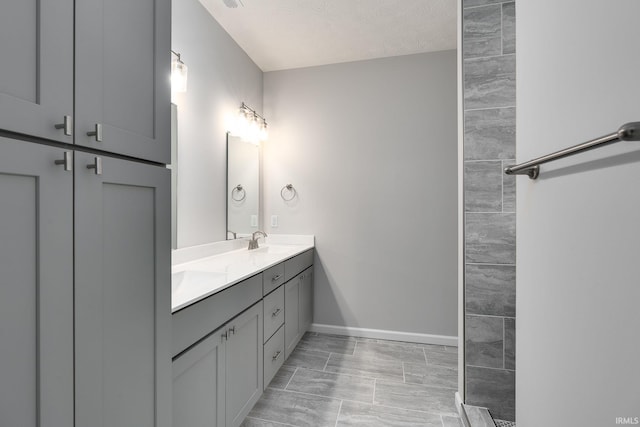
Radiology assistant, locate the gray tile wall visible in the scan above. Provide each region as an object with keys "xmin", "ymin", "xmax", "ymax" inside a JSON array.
[{"xmin": 463, "ymin": 0, "xmax": 516, "ymax": 421}]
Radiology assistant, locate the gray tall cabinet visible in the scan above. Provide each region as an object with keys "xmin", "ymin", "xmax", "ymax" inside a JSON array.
[{"xmin": 0, "ymin": 0, "xmax": 171, "ymax": 426}]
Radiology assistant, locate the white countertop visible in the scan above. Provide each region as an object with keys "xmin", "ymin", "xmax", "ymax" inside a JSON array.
[{"xmin": 171, "ymin": 235, "xmax": 314, "ymax": 312}]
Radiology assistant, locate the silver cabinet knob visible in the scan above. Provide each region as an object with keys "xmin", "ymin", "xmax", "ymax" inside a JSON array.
[
  {"xmin": 54, "ymin": 115, "xmax": 73, "ymax": 136},
  {"xmin": 86, "ymin": 157, "xmax": 102, "ymax": 175},
  {"xmin": 54, "ymin": 151, "xmax": 73, "ymax": 171},
  {"xmin": 86, "ymin": 123, "xmax": 103, "ymax": 142}
]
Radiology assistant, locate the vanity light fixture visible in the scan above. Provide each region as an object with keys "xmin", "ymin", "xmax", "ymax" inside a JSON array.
[
  {"xmin": 171, "ymin": 50, "xmax": 188, "ymax": 93},
  {"xmin": 233, "ymin": 102, "xmax": 268, "ymax": 145}
]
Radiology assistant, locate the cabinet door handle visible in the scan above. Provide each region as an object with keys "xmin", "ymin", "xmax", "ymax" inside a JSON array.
[
  {"xmin": 221, "ymin": 331, "xmax": 228, "ymax": 341},
  {"xmin": 54, "ymin": 151, "xmax": 73, "ymax": 172},
  {"xmin": 271, "ymin": 308, "xmax": 281, "ymax": 317},
  {"xmin": 86, "ymin": 157, "xmax": 102, "ymax": 175},
  {"xmin": 229, "ymin": 326, "xmax": 235, "ymax": 335},
  {"xmin": 272, "ymin": 351, "xmax": 281, "ymax": 361},
  {"xmin": 86, "ymin": 123, "xmax": 103, "ymax": 142},
  {"xmin": 271, "ymin": 274, "xmax": 282, "ymax": 282},
  {"xmin": 54, "ymin": 115, "xmax": 73, "ymax": 136}
]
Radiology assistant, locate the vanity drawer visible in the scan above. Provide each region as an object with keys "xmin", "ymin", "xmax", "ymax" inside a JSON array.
[
  {"xmin": 263, "ymin": 262, "xmax": 285, "ymax": 295},
  {"xmin": 263, "ymin": 325, "xmax": 285, "ymax": 388},
  {"xmin": 263, "ymin": 285, "xmax": 285, "ymax": 342},
  {"xmin": 284, "ymin": 249, "xmax": 314, "ymax": 282},
  {"xmin": 172, "ymin": 273, "xmax": 262, "ymax": 357}
]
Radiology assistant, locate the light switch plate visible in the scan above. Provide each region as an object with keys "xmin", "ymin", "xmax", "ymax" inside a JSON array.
[
  {"xmin": 251, "ymin": 215, "xmax": 258, "ymax": 227},
  {"xmin": 271, "ymin": 215, "xmax": 278, "ymax": 227}
]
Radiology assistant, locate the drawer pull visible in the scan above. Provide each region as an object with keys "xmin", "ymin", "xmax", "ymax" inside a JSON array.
[
  {"xmin": 271, "ymin": 274, "xmax": 282, "ymax": 282},
  {"xmin": 229, "ymin": 326, "xmax": 236, "ymax": 335},
  {"xmin": 272, "ymin": 351, "xmax": 282, "ymax": 361},
  {"xmin": 271, "ymin": 308, "xmax": 282, "ymax": 317}
]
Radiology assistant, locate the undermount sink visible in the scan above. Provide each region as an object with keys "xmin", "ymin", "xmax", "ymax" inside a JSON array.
[{"xmin": 250, "ymin": 245, "xmax": 294, "ymax": 255}]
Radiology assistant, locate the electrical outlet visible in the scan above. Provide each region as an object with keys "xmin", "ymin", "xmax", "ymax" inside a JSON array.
[
  {"xmin": 251, "ymin": 215, "xmax": 258, "ymax": 227},
  {"xmin": 271, "ymin": 215, "xmax": 278, "ymax": 227}
]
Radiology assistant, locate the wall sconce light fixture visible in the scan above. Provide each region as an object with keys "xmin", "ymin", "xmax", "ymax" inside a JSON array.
[
  {"xmin": 171, "ymin": 50, "xmax": 188, "ymax": 93},
  {"xmin": 231, "ymin": 102, "xmax": 268, "ymax": 145}
]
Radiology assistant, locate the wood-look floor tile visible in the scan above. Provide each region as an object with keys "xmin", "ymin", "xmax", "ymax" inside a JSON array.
[
  {"xmin": 286, "ymin": 368, "xmax": 374, "ymax": 403},
  {"xmin": 241, "ymin": 417, "xmax": 295, "ymax": 427},
  {"xmin": 354, "ymin": 340, "xmax": 426, "ymax": 364},
  {"xmin": 248, "ymin": 388, "xmax": 341, "ymax": 427},
  {"xmin": 403, "ymin": 362, "xmax": 458, "ymax": 390},
  {"xmin": 297, "ymin": 333, "xmax": 357, "ymax": 355},
  {"xmin": 325, "ymin": 353, "xmax": 404, "ymax": 382},
  {"xmin": 284, "ymin": 347, "xmax": 330, "ymax": 371},
  {"xmin": 374, "ymin": 380, "xmax": 457, "ymax": 415},
  {"xmin": 336, "ymin": 401, "xmax": 443, "ymax": 427},
  {"xmin": 268, "ymin": 365, "xmax": 297, "ymax": 390}
]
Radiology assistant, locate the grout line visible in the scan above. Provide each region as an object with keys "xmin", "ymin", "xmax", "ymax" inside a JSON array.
[
  {"xmin": 323, "ymin": 353, "xmax": 332, "ymax": 371},
  {"xmin": 502, "ymin": 318, "xmax": 506, "ymax": 370},
  {"xmin": 440, "ymin": 414, "xmax": 445, "ymax": 427},
  {"xmin": 352, "ymin": 340, "xmax": 358, "ymax": 356},
  {"xmin": 464, "ymin": 105, "xmax": 516, "ymax": 112},
  {"xmin": 402, "ymin": 362, "xmax": 406, "ymax": 383},
  {"xmin": 372, "ymin": 379, "xmax": 376, "ymax": 404},
  {"xmin": 334, "ymin": 400, "xmax": 343, "ymax": 427},
  {"xmin": 244, "ymin": 417, "xmax": 298, "ymax": 427},
  {"xmin": 463, "ymin": 1, "xmax": 514, "ymax": 12},
  {"xmin": 465, "ymin": 313, "xmax": 515, "ymax": 320},
  {"xmin": 277, "ymin": 387, "xmax": 371, "ymax": 406},
  {"xmin": 284, "ymin": 367, "xmax": 298, "ymax": 390},
  {"xmin": 500, "ymin": 1, "xmax": 504, "ymax": 56},
  {"xmin": 466, "ymin": 364, "xmax": 515, "ymax": 372},
  {"xmin": 293, "ymin": 366, "xmax": 378, "ymax": 381},
  {"xmin": 465, "ymin": 262, "xmax": 516, "ymax": 267},
  {"xmin": 423, "ymin": 347, "xmax": 429, "ymax": 366},
  {"xmin": 464, "ymin": 159, "xmax": 513, "ymax": 163},
  {"xmin": 463, "ymin": 52, "xmax": 515, "ymax": 62}
]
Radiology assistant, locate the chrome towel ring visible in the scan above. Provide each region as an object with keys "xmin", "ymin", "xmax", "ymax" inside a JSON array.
[
  {"xmin": 231, "ymin": 184, "xmax": 246, "ymax": 202},
  {"xmin": 280, "ymin": 184, "xmax": 297, "ymax": 201}
]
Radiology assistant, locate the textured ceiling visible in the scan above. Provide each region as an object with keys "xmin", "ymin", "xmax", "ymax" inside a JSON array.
[{"xmin": 197, "ymin": 0, "xmax": 457, "ymax": 71}]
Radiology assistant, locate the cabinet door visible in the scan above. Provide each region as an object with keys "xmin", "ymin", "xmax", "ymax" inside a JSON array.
[
  {"xmin": 173, "ymin": 329, "xmax": 226, "ymax": 427},
  {"xmin": 74, "ymin": 152, "xmax": 171, "ymax": 427},
  {"xmin": 299, "ymin": 267, "xmax": 314, "ymax": 334},
  {"xmin": 225, "ymin": 302, "xmax": 264, "ymax": 427},
  {"xmin": 75, "ymin": 0, "xmax": 171, "ymax": 163},
  {"xmin": 0, "ymin": 0, "xmax": 73, "ymax": 143},
  {"xmin": 0, "ymin": 138, "xmax": 73, "ymax": 427},
  {"xmin": 284, "ymin": 278, "xmax": 301, "ymax": 359}
]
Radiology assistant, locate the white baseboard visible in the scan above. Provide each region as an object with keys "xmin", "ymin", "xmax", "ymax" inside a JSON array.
[{"xmin": 309, "ymin": 323, "xmax": 458, "ymax": 347}]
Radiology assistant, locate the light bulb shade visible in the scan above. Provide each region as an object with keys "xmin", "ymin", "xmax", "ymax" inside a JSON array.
[
  {"xmin": 171, "ymin": 60, "xmax": 188, "ymax": 93},
  {"xmin": 259, "ymin": 123, "xmax": 268, "ymax": 141}
]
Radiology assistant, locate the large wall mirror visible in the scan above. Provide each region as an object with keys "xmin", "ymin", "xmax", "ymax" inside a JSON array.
[{"xmin": 227, "ymin": 134, "xmax": 260, "ymax": 238}]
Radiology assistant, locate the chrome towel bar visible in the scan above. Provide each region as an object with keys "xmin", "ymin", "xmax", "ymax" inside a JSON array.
[{"xmin": 504, "ymin": 122, "xmax": 640, "ymax": 179}]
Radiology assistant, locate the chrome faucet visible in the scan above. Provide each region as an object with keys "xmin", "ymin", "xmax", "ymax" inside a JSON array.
[
  {"xmin": 248, "ymin": 231, "xmax": 267, "ymax": 250},
  {"xmin": 227, "ymin": 230, "xmax": 237, "ymax": 240}
]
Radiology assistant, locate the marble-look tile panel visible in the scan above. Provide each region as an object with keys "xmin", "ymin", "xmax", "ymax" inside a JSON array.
[
  {"xmin": 248, "ymin": 388, "xmax": 341, "ymax": 427},
  {"xmin": 466, "ymin": 366, "xmax": 515, "ymax": 421},
  {"xmin": 464, "ymin": 161, "xmax": 503, "ymax": 212},
  {"xmin": 325, "ymin": 353, "xmax": 404, "ymax": 382},
  {"xmin": 502, "ymin": 160, "xmax": 516, "ymax": 212},
  {"xmin": 464, "ymin": 55, "xmax": 516, "ymax": 110},
  {"xmin": 465, "ymin": 315, "xmax": 504, "ymax": 368},
  {"xmin": 504, "ymin": 318, "xmax": 516, "ymax": 370},
  {"xmin": 284, "ymin": 347, "xmax": 330, "ymax": 371},
  {"xmin": 442, "ymin": 416, "xmax": 464, "ymax": 427},
  {"xmin": 268, "ymin": 365, "xmax": 297, "ymax": 390},
  {"xmin": 336, "ymin": 401, "xmax": 443, "ymax": 427},
  {"xmin": 465, "ymin": 264, "xmax": 516, "ymax": 317},
  {"xmin": 403, "ymin": 362, "xmax": 458, "ymax": 390},
  {"xmin": 298, "ymin": 333, "xmax": 357, "ymax": 355},
  {"xmin": 463, "ymin": 5, "xmax": 500, "ymax": 38},
  {"xmin": 354, "ymin": 340, "xmax": 427, "ymax": 364},
  {"xmin": 464, "ymin": 108, "xmax": 516, "ymax": 160},
  {"xmin": 464, "ymin": 37, "xmax": 502, "ymax": 59},
  {"xmin": 465, "ymin": 213, "xmax": 516, "ymax": 264},
  {"xmin": 424, "ymin": 348, "xmax": 458, "ymax": 369},
  {"xmin": 286, "ymin": 368, "xmax": 375, "ymax": 403},
  {"xmin": 374, "ymin": 380, "xmax": 457, "ymax": 415},
  {"xmin": 502, "ymin": 3, "xmax": 516, "ymax": 55}
]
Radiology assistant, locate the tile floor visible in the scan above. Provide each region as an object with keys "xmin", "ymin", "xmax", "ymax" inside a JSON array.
[{"xmin": 242, "ymin": 332, "xmax": 463, "ymax": 427}]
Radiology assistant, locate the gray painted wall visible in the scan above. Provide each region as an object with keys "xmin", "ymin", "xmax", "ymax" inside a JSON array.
[
  {"xmin": 263, "ymin": 51, "xmax": 458, "ymax": 338},
  {"xmin": 517, "ymin": 1, "xmax": 640, "ymax": 425},
  {"xmin": 172, "ymin": 0, "xmax": 263, "ymax": 248},
  {"xmin": 462, "ymin": 0, "xmax": 516, "ymax": 421}
]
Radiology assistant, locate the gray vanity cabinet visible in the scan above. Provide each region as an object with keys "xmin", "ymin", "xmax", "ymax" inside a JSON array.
[
  {"xmin": 285, "ymin": 267, "xmax": 314, "ymax": 359},
  {"xmin": 74, "ymin": 152, "xmax": 171, "ymax": 427},
  {"xmin": 0, "ymin": 0, "xmax": 73, "ymax": 143},
  {"xmin": 75, "ymin": 0, "xmax": 171, "ymax": 163},
  {"xmin": 172, "ymin": 302, "xmax": 263, "ymax": 427},
  {"xmin": 0, "ymin": 137, "xmax": 74, "ymax": 427},
  {"xmin": 173, "ymin": 328, "xmax": 226, "ymax": 427}
]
